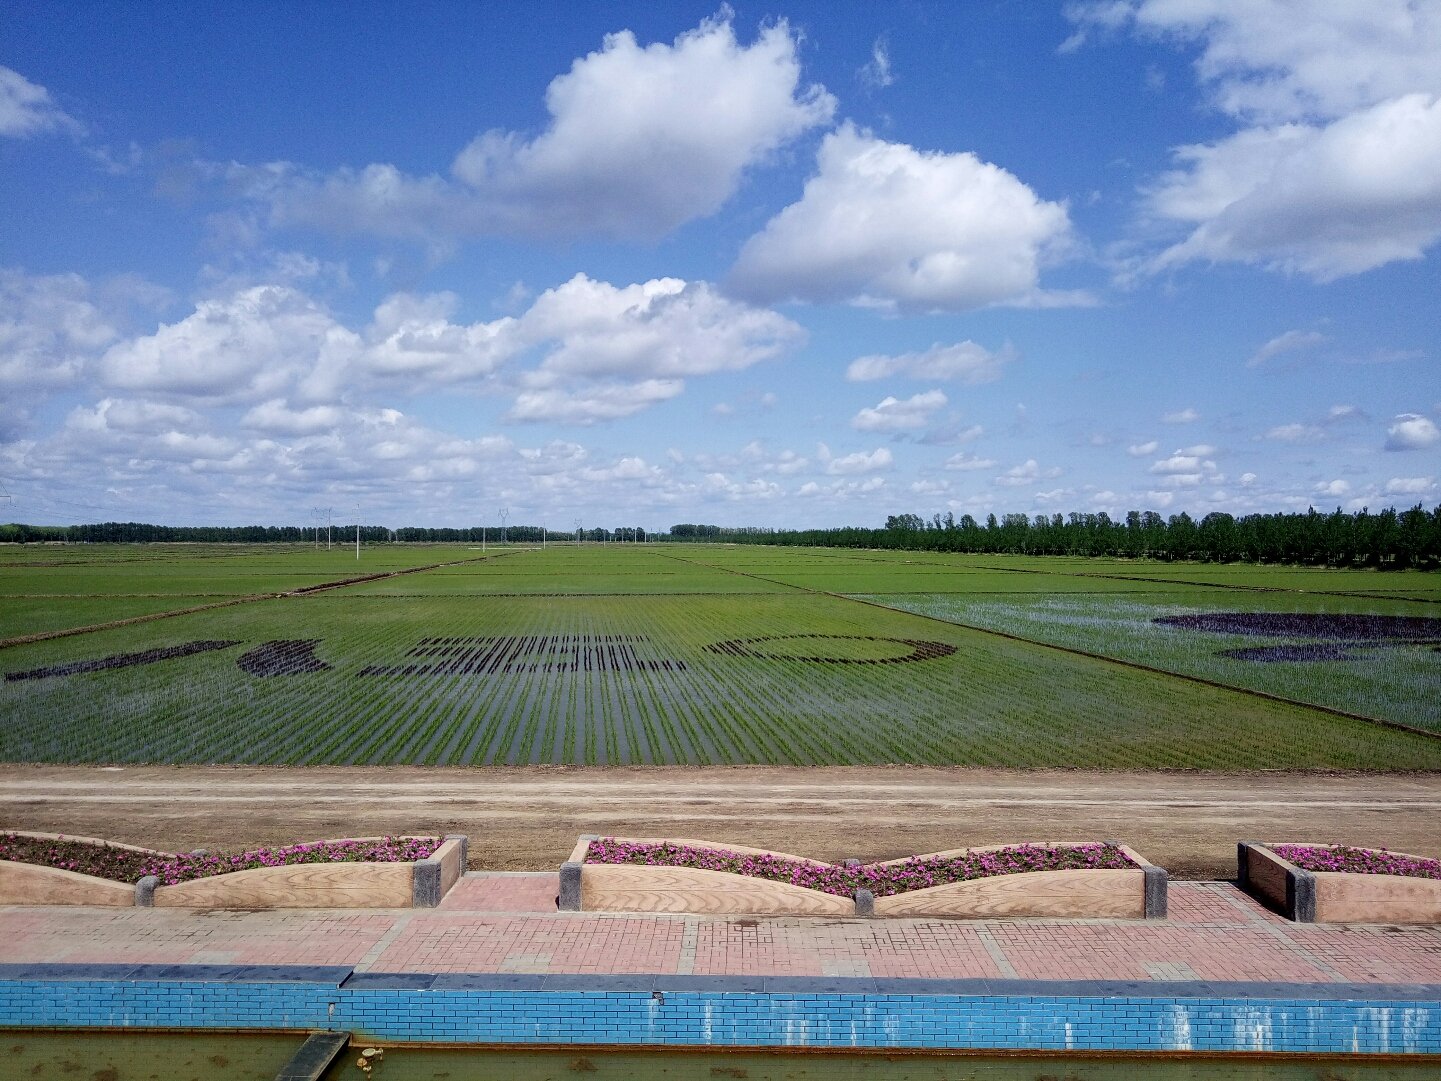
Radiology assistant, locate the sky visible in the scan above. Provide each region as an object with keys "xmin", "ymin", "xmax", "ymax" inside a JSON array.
[{"xmin": 1, "ymin": 1, "xmax": 1438, "ymax": 531}]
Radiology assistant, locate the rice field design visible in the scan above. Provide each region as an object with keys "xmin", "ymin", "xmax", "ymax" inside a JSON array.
[
  {"xmin": 5, "ymin": 640, "xmax": 241, "ymax": 682},
  {"xmin": 0, "ymin": 543, "xmax": 1437, "ymax": 766},
  {"xmin": 359, "ymin": 635, "xmax": 685, "ymax": 676},
  {"xmin": 705, "ymin": 634, "xmax": 957, "ymax": 664}
]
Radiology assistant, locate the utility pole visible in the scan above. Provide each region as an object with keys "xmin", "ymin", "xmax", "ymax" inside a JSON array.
[{"xmin": 354, "ymin": 504, "xmax": 360, "ymax": 561}]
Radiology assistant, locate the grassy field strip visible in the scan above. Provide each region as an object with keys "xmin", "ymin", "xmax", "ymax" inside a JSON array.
[
  {"xmin": 8, "ymin": 586, "xmax": 1431, "ymax": 767},
  {"xmin": 868, "ymin": 591, "xmax": 1440, "ymax": 735},
  {"xmin": 656, "ymin": 547, "xmax": 1441, "ymax": 742},
  {"xmin": 0, "ymin": 594, "xmax": 268, "ymax": 652},
  {"xmin": 962, "ymin": 561, "xmax": 1441, "ymax": 606},
  {"xmin": 857, "ymin": 591, "xmax": 1439, "ymax": 738},
  {"xmin": 0, "ymin": 547, "xmax": 521, "ymax": 651},
  {"xmin": 2, "ymin": 543, "xmax": 1437, "ymax": 768},
  {"xmin": 666, "ymin": 545, "xmax": 1438, "ymax": 602}
]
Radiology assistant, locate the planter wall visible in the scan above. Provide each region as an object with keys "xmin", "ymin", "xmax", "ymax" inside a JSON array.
[
  {"xmin": 0, "ymin": 832, "xmax": 175, "ymax": 907},
  {"xmin": 1238, "ymin": 841, "xmax": 1441, "ymax": 924},
  {"xmin": 0, "ymin": 833, "xmax": 467, "ymax": 910},
  {"xmin": 561, "ymin": 836, "xmax": 853, "ymax": 916},
  {"xmin": 561, "ymin": 837, "xmax": 1166, "ymax": 919},
  {"xmin": 146, "ymin": 835, "xmax": 468, "ymax": 910},
  {"xmin": 0, "ymin": 861, "xmax": 137, "ymax": 906},
  {"xmin": 871, "ymin": 843, "xmax": 1164, "ymax": 919}
]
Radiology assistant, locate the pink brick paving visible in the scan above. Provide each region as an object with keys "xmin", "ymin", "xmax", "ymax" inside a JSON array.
[
  {"xmin": 439, "ymin": 872, "xmax": 560, "ymax": 912},
  {"xmin": 1, "ymin": 879, "xmax": 1437, "ymax": 984}
]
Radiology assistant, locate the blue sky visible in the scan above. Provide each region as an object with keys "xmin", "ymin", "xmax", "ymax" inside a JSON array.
[{"xmin": 2, "ymin": 1, "xmax": 1438, "ymax": 530}]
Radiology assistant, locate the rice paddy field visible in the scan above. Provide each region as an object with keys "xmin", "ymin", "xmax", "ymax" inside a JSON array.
[{"xmin": 0, "ymin": 542, "xmax": 1437, "ymax": 768}]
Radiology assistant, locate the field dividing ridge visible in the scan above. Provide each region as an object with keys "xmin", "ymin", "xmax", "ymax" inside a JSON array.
[{"xmin": 0, "ymin": 543, "xmax": 1435, "ymax": 768}]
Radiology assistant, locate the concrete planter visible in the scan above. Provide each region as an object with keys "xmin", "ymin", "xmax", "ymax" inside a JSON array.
[
  {"xmin": 144, "ymin": 835, "xmax": 468, "ymax": 910},
  {"xmin": 0, "ymin": 831, "xmax": 175, "ymax": 907},
  {"xmin": 0, "ymin": 833, "xmax": 467, "ymax": 910},
  {"xmin": 560, "ymin": 836, "xmax": 854, "ymax": 916},
  {"xmin": 1238, "ymin": 841, "xmax": 1441, "ymax": 924},
  {"xmin": 560, "ymin": 837, "xmax": 1166, "ymax": 919},
  {"xmin": 869, "ymin": 843, "xmax": 1165, "ymax": 920}
]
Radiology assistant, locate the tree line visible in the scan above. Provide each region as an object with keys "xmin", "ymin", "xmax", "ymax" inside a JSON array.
[
  {"xmin": 5, "ymin": 506, "xmax": 1438, "ymax": 567},
  {"xmin": 0, "ymin": 521, "xmax": 650, "ymax": 545},
  {"xmin": 665, "ymin": 505, "xmax": 1441, "ymax": 568}
]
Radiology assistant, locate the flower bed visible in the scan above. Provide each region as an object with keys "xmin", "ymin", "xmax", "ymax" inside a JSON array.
[
  {"xmin": 0, "ymin": 832, "xmax": 468, "ymax": 909},
  {"xmin": 562, "ymin": 837, "xmax": 1166, "ymax": 919},
  {"xmin": 1238, "ymin": 842, "xmax": 1441, "ymax": 923},
  {"xmin": 1271, "ymin": 844, "xmax": 1441, "ymax": 880},
  {"xmin": 0, "ymin": 832, "xmax": 174, "ymax": 907}
]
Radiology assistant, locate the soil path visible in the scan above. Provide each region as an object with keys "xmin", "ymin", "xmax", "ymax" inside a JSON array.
[{"xmin": 2, "ymin": 765, "xmax": 1437, "ymax": 880}]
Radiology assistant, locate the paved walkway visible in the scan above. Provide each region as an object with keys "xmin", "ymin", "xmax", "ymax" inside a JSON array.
[{"xmin": 3, "ymin": 875, "xmax": 1439, "ymax": 986}]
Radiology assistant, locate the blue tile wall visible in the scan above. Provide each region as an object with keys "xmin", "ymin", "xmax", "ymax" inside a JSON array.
[{"xmin": 0, "ymin": 968, "xmax": 1437, "ymax": 1055}]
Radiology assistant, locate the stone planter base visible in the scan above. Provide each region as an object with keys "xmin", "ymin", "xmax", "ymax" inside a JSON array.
[
  {"xmin": 1238, "ymin": 841, "xmax": 1441, "ymax": 924},
  {"xmin": 0, "ymin": 833, "xmax": 467, "ymax": 909},
  {"xmin": 870, "ymin": 842, "xmax": 1164, "ymax": 919},
  {"xmin": 0, "ymin": 832, "xmax": 176, "ymax": 907},
  {"xmin": 561, "ymin": 837, "xmax": 1166, "ymax": 919}
]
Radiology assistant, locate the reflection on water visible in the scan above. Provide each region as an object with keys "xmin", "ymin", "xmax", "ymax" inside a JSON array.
[
  {"xmin": 318, "ymin": 1046, "xmax": 1440, "ymax": 1081},
  {"xmin": 0, "ymin": 1029, "xmax": 304, "ymax": 1080},
  {"xmin": 3, "ymin": 1035, "xmax": 1434, "ymax": 1081}
]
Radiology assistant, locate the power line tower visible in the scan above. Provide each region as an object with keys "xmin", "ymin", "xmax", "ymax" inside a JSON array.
[
  {"xmin": 573, "ymin": 518, "xmax": 582, "ymax": 545},
  {"xmin": 499, "ymin": 507, "xmax": 509, "ymax": 545}
]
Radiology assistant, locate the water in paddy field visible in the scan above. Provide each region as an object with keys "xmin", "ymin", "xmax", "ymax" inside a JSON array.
[
  {"xmin": 2, "ymin": 1035, "xmax": 1437, "ymax": 1080},
  {"xmin": 311, "ymin": 1047, "xmax": 1441, "ymax": 1080},
  {"xmin": 0, "ymin": 1029, "xmax": 305, "ymax": 1078}
]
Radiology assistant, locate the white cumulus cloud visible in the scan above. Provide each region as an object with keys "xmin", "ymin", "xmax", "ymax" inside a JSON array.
[
  {"xmin": 729, "ymin": 124, "xmax": 1076, "ymax": 313},
  {"xmin": 1385, "ymin": 413, "xmax": 1440, "ymax": 450},
  {"xmin": 1147, "ymin": 95, "xmax": 1441, "ymax": 280},
  {"xmin": 240, "ymin": 399, "xmax": 346, "ymax": 437},
  {"xmin": 0, "ymin": 66, "xmax": 80, "ymax": 138},
  {"xmin": 1248, "ymin": 329, "xmax": 1327, "ymax": 367},
  {"xmin": 90, "ymin": 273, "xmax": 800, "ymax": 425},
  {"xmin": 995, "ymin": 459, "xmax": 1061, "ymax": 487},
  {"xmin": 507, "ymin": 379, "xmax": 684, "ymax": 426},
  {"xmin": 845, "ymin": 340, "xmax": 1014, "ymax": 383},
  {"xmin": 520, "ymin": 275, "xmax": 801, "ymax": 381},
  {"xmin": 825, "ymin": 447, "xmax": 893, "ymax": 475},
  {"xmin": 1068, "ymin": 1, "xmax": 1441, "ymax": 124},
  {"xmin": 0, "ymin": 269, "xmax": 116, "ymax": 390},
  {"xmin": 943, "ymin": 451, "xmax": 997, "ymax": 471},
  {"xmin": 851, "ymin": 390, "xmax": 947, "ymax": 432},
  {"xmin": 1072, "ymin": 2, "xmax": 1441, "ymax": 279},
  {"xmin": 1266, "ymin": 423, "xmax": 1325, "ymax": 444},
  {"xmin": 1385, "ymin": 476, "xmax": 1435, "ymax": 494},
  {"xmin": 245, "ymin": 15, "xmax": 834, "ymax": 244},
  {"xmin": 100, "ymin": 285, "xmax": 355, "ymax": 403}
]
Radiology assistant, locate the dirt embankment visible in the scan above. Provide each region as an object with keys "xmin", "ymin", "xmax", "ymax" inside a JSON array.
[{"xmin": 1, "ymin": 764, "xmax": 1437, "ymax": 881}]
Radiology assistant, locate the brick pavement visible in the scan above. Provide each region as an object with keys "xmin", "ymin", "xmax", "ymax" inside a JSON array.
[{"xmin": 2, "ymin": 878, "xmax": 1438, "ymax": 985}]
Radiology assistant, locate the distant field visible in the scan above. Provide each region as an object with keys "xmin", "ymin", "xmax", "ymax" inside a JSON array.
[{"xmin": 0, "ymin": 543, "xmax": 1436, "ymax": 767}]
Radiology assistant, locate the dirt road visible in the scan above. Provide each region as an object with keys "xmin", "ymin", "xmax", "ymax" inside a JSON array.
[{"xmin": 1, "ymin": 765, "xmax": 1436, "ymax": 880}]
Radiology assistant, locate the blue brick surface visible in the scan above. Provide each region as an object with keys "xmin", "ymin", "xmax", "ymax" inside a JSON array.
[{"xmin": 0, "ymin": 967, "xmax": 1437, "ymax": 1054}]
